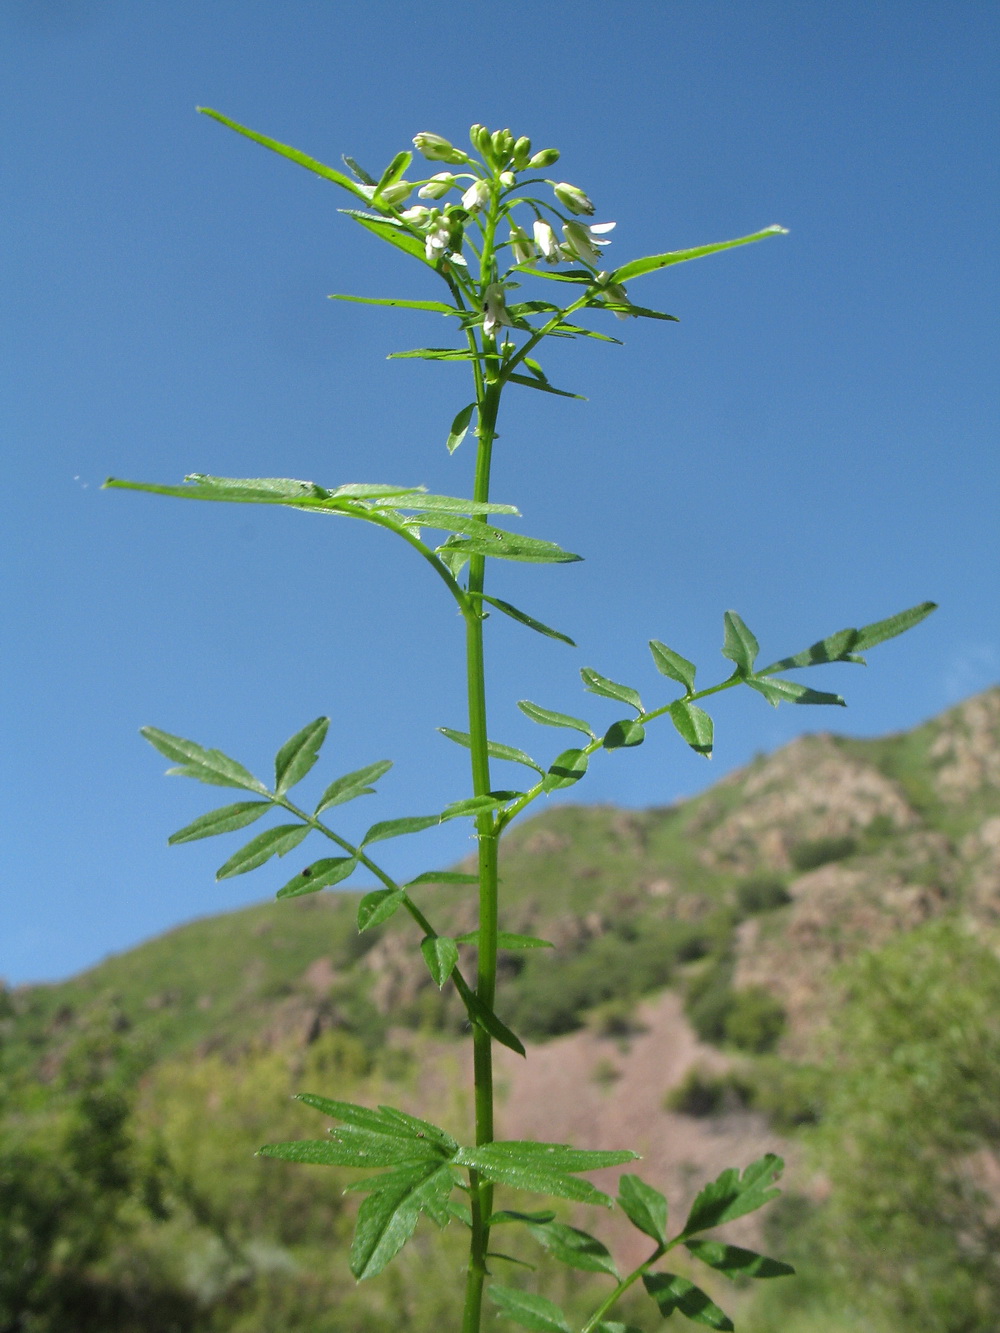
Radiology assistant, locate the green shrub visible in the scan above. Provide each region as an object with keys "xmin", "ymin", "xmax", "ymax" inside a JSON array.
[
  {"xmin": 790, "ymin": 835, "xmax": 857, "ymax": 873},
  {"xmin": 723, "ymin": 987, "xmax": 786, "ymax": 1053},
  {"xmin": 736, "ymin": 874, "xmax": 792, "ymax": 915},
  {"xmin": 665, "ymin": 1066, "xmax": 754, "ymax": 1116}
]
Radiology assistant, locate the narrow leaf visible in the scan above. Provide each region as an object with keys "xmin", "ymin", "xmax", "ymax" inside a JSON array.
[
  {"xmin": 440, "ymin": 795, "xmax": 503, "ymax": 820},
  {"xmin": 477, "ymin": 594, "xmax": 576, "ymax": 646},
  {"xmin": 373, "ymin": 149, "xmax": 412, "ymax": 198},
  {"xmin": 357, "ymin": 889, "xmax": 405, "ymax": 930},
  {"xmin": 543, "ymin": 748, "xmax": 589, "ymax": 790},
  {"xmin": 507, "ymin": 372, "xmax": 586, "ymax": 399},
  {"xmin": 383, "ymin": 492, "xmax": 518, "ymax": 515},
  {"xmin": 342, "ymin": 154, "xmax": 376, "ymax": 186},
  {"xmin": 362, "ymin": 814, "xmax": 441, "ymax": 845},
  {"xmin": 277, "ymin": 856, "xmax": 357, "ymax": 899},
  {"xmin": 315, "ymin": 760, "xmax": 392, "ymax": 814},
  {"xmin": 617, "ymin": 1174, "xmax": 668, "ymax": 1245},
  {"xmin": 488, "ymin": 1285, "xmax": 571, "ymax": 1333},
  {"xmin": 447, "ymin": 402, "xmax": 476, "ymax": 454},
  {"xmin": 452, "ymin": 973, "xmax": 526, "ymax": 1056},
  {"xmin": 343, "ymin": 212, "xmax": 433, "ymax": 265},
  {"xmin": 168, "ymin": 800, "xmax": 270, "ymax": 844},
  {"xmin": 527, "ymin": 1221, "xmax": 619, "ymax": 1277},
  {"xmin": 454, "ymin": 931, "xmax": 554, "ymax": 950},
  {"xmin": 388, "ymin": 346, "xmax": 478, "ymax": 361},
  {"xmin": 421, "ymin": 935, "xmax": 459, "ymax": 988},
  {"xmin": 351, "ymin": 1162, "xmax": 455, "ymax": 1280},
  {"xmin": 747, "ymin": 677, "xmax": 846, "ymax": 708},
  {"xmin": 610, "ymin": 225, "xmax": 787, "ymax": 285},
  {"xmin": 518, "ymin": 700, "xmax": 594, "ymax": 739},
  {"xmin": 682, "ymin": 1155, "xmax": 784, "ymax": 1236},
  {"xmin": 853, "ymin": 599, "xmax": 937, "ymax": 650},
  {"xmin": 438, "ymin": 727, "xmax": 544, "ymax": 775},
  {"xmin": 257, "ymin": 1137, "xmax": 431, "ymax": 1169},
  {"xmin": 405, "ymin": 870, "xmax": 478, "ymax": 887},
  {"xmin": 329, "ymin": 293, "xmax": 457, "ymax": 315},
  {"xmin": 668, "ymin": 700, "xmax": 714, "ymax": 758},
  {"xmin": 721, "ymin": 611, "xmax": 759, "ymax": 676},
  {"xmin": 642, "ymin": 1273, "xmax": 734, "ymax": 1331},
  {"xmin": 141, "ymin": 727, "xmax": 268, "ymax": 794},
  {"xmin": 580, "ymin": 668, "xmax": 644, "ymax": 713},
  {"xmin": 295, "ymin": 1096, "xmax": 455, "ymax": 1150},
  {"xmin": 649, "ymin": 640, "xmax": 697, "ymax": 693},
  {"xmin": 438, "ymin": 532, "xmax": 582, "ymax": 564},
  {"xmin": 216, "ymin": 824, "xmax": 309, "ymax": 879},
  {"xmin": 197, "ymin": 108, "xmax": 371, "ymax": 200},
  {"xmin": 684, "ymin": 1239, "xmax": 795, "ymax": 1280},
  {"xmin": 603, "ymin": 718, "xmax": 645, "ymax": 750},
  {"xmin": 274, "ymin": 717, "xmax": 329, "ymax": 794},
  {"xmin": 488, "ymin": 1211, "xmax": 557, "ymax": 1226}
]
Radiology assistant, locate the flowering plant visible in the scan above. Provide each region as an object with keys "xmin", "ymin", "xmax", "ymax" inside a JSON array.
[{"xmin": 106, "ymin": 116, "xmax": 935, "ymax": 1332}]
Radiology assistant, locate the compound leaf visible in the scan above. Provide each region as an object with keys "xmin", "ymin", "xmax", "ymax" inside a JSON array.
[
  {"xmin": 682, "ymin": 1155, "xmax": 784, "ymax": 1236},
  {"xmin": 275, "ymin": 717, "xmax": 329, "ymax": 794},
  {"xmin": 315, "ymin": 760, "xmax": 393, "ymax": 814},
  {"xmin": 142, "ymin": 727, "xmax": 268, "ymax": 794},
  {"xmin": 350, "ymin": 1162, "xmax": 456, "ymax": 1280}
]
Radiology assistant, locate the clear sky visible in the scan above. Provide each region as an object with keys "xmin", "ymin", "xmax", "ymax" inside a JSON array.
[{"xmin": 3, "ymin": 1, "xmax": 997, "ymax": 986}]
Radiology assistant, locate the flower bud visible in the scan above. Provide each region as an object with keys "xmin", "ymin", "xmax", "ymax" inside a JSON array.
[
  {"xmin": 399, "ymin": 205, "xmax": 432, "ymax": 225},
  {"xmin": 471, "ymin": 124, "xmax": 494, "ymax": 157},
  {"xmin": 482, "ymin": 282, "xmax": 514, "ymax": 337},
  {"xmin": 508, "ymin": 224, "xmax": 536, "ymax": 265},
  {"xmin": 532, "ymin": 219, "xmax": 562, "ymax": 264},
  {"xmin": 512, "ymin": 136, "xmax": 532, "ymax": 167},
  {"xmin": 418, "ymin": 171, "xmax": 456, "ymax": 199},
  {"xmin": 499, "ymin": 170, "xmax": 516, "ymax": 189},
  {"xmin": 380, "ymin": 180, "xmax": 413, "ymax": 207},
  {"xmin": 528, "ymin": 148, "xmax": 560, "ymax": 169},
  {"xmin": 461, "ymin": 179, "xmax": 490, "ymax": 213},
  {"xmin": 412, "ymin": 132, "xmax": 466, "ymax": 164},
  {"xmin": 553, "ymin": 181, "xmax": 595, "ymax": 216}
]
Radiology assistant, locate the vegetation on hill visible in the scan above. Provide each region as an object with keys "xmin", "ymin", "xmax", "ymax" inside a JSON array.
[{"xmin": 2, "ymin": 687, "xmax": 997, "ymax": 1331}]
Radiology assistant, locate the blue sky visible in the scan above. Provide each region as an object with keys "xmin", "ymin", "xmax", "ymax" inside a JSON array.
[{"xmin": 3, "ymin": 1, "xmax": 997, "ymax": 985}]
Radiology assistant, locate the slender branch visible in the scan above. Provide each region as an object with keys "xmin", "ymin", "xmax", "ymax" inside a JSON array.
[{"xmin": 579, "ymin": 1241, "xmax": 669, "ymax": 1333}]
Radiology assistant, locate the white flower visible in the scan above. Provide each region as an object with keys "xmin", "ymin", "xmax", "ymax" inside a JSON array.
[
  {"xmin": 399, "ymin": 205, "xmax": 432, "ymax": 225},
  {"xmin": 553, "ymin": 181, "xmax": 595, "ymax": 216},
  {"xmin": 532, "ymin": 219, "xmax": 562, "ymax": 264},
  {"xmin": 412, "ymin": 133, "xmax": 467, "ymax": 165},
  {"xmin": 482, "ymin": 282, "xmax": 514, "ymax": 337},
  {"xmin": 379, "ymin": 180, "xmax": 412, "ymax": 207},
  {"xmin": 418, "ymin": 172, "xmax": 456, "ymax": 200},
  {"xmin": 561, "ymin": 220, "xmax": 615, "ymax": 267},
  {"xmin": 424, "ymin": 215, "xmax": 453, "ymax": 262},
  {"xmin": 509, "ymin": 224, "xmax": 536, "ymax": 265},
  {"xmin": 499, "ymin": 170, "xmax": 516, "ymax": 189},
  {"xmin": 461, "ymin": 179, "xmax": 490, "ymax": 213}
]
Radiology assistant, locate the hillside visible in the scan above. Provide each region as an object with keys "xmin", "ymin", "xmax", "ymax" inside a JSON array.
[{"xmin": 2, "ymin": 687, "xmax": 998, "ymax": 1332}]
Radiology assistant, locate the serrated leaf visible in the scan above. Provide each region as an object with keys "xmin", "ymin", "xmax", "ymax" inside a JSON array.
[
  {"xmin": 609, "ymin": 225, "xmax": 787, "ymax": 285},
  {"xmin": 438, "ymin": 532, "xmax": 582, "ymax": 564},
  {"xmin": 277, "ymin": 856, "xmax": 357, "ymax": 899},
  {"xmin": 421, "ymin": 936, "xmax": 459, "ymax": 988},
  {"xmin": 667, "ymin": 701, "xmax": 714, "ymax": 758},
  {"xmin": 488, "ymin": 1285, "xmax": 571, "ymax": 1332},
  {"xmin": 684, "ymin": 1239, "xmax": 795, "ymax": 1280},
  {"xmin": 642, "ymin": 1273, "xmax": 734, "ymax": 1330},
  {"xmin": 438, "ymin": 727, "xmax": 544, "ymax": 775},
  {"xmin": 649, "ymin": 640, "xmax": 697, "ymax": 692},
  {"xmin": 476, "ymin": 594, "xmax": 576, "ymax": 646},
  {"xmin": 351, "ymin": 1162, "xmax": 456, "ymax": 1280},
  {"xmin": 617, "ymin": 1173, "xmax": 668, "ymax": 1244},
  {"xmin": 603, "ymin": 718, "xmax": 645, "ymax": 750},
  {"xmin": 295, "ymin": 1096, "xmax": 456, "ymax": 1150},
  {"xmin": 315, "ymin": 760, "xmax": 393, "ymax": 814},
  {"xmin": 580, "ymin": 668, "xmax": 644, "ymax": 713},
  {"xmin": 721, "ymin": 611, "xmax": 759, "ymax": 676},
  {"xmin": 356, "ymin": 888, "xmax": 405, "ymax": 929},
  {"xmin": 168, "ymin": 800, "xmax": 270, "ymax": 844},
  {"xmin": 747, "ymin": 677, "xmax": 846, "ymax": 708},
  {"xmin": 447, "ymin": 401, "xmax": 476, "ymax": 453},
  {"xmin": 362, "ymin": 814, "xmax": 441, "ymax": 846},
  {"xmin": 682, "ymin": 1155, "xmax": 784, "ymax": 1236},
  {"xmin": 257, "ymin": 1136, "xmax": 433, "ymax": 1170},
  {"xmin": 405, "ymin": 870, "xmax": 479, "ymax": 887},
  {"xmin": 454, "ymin": 931, "xmax": 554, "ymax": 950},
  {"xmin": 527, "ymin": 1221, "xmax": 619, "ymax": 1276},
  {"xmin": 274, "ymin": 717, "xmax": 329, "ymax": 794},
  {"xmin": 216, "ymin": 824, "xmax": 309, "ymax": 879},
  {"xmin": 518, "ymin": 700, "xmax": 594, "ymax": 739},
  {"xmin": 142, "ymin": 727, "xmax": 268, "ymax": 794},
  {"xmin": 543, "ymin": 748, "xmax": 589, "ymax": 791},
  {"xmin": 455, "ymin": 1141, "xmax": 635, "ymax": 1207}
]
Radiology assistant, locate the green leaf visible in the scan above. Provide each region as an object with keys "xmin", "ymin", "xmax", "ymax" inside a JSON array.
[
  {"xmin": 649, "ymin": 640, "xmax": 697, "ymax": 693},
  {"xmin": 197, "ymin": 108, "xmax": 371, "ymax": 200},
  {"xmin": 295, "ymin": 1096, "xmax": 456, "ymax": 1150},
  {"xmin": 257, "ymin": 1136, "xmax": 434, "ymax": 1170},
  {"xmin": 342, "ymin": 154, "xmax": 376, "ymax": 186},
  {"xmin": 216, "ymin": 824, "xmax": 309, "ymax": 879},
  {"xmin": 357, "ymin": 889, "xmax": 405, "ymax": 930},
  {"xmin": 668, "ymin": 700, "xmax": 714, "ymax": 758},
  {"xmin": 383, "ymin": 493, "xmax": 519, "ymax": 516},
  {"xmin": 603, "ymin": 718, "xmax": 645, "ymax": 750},
  {"xmin": 342, "ymin": 211, "xmax": 433, "ymax": 266},
  {"xmin": 388, "ymin": 346, "xmax": 479, "ymax": 361},
  {"xmin": 438, "ymin": 532, "xmax": 582, "ymax": 565},
  {"xmin": 594, "ymin": 300, "xmax": 679, "ymax": 322},
  {"xmin": 617, "ymin": 1173, "xmax": 668, "ymax": 1244},
  {"xmin": 405, "ymin": 870, "xmax": 478, "ymax": 887},
  {"xmin": 488, "ymin": 1210, "xmax": 557, "ymax": 1226},
  {"xmin": 455, "ymin": 1141, "xmax": 636, "ymax": 1207},
  {"xmin": 274, "ymin": 717, "xmax": 329, "ymax": 794},
  {"xmin": 684, "ymin": 1239, "xmax": 795, "ymax": 1280},
  {"xmin": 475, "ymin": 594, "xmax": 577, "ymax": 646},
  {"xmin": 141, "ymin": 726, "xmax": 268, "ymax": 794},
  {"xmin": 580, "ymin": 668, "xmax": 644, "ymax": 713},
  {"xmin": 642, "ymin": 1273, "xmax": 734, "ymax": 1330},
  {"xmin": 277, "ymin": 856, "xmax": 357, "ymax": 899},
  {"xmin": 421, "ymin": 936, "xmax": 459, "ymax": 988},
  {"xmin": 721, "ymin": 611, "xmax": 759, "ymax": 676},
  {"xmin": 594, "ymin": 1323, "xmax": 644, "ymax": 1333},
  {"xmin": 315, "ymin": 760, "xmax": 393, "ymax": 814},
  {"xmin": 543, "ymin": 748, "xmax": 589, "ymax": 791},
  {"xmin": 518, "ymin": 700, "xmax": 594, "ymax": 739},
  {"xmin": 437, "ymin": 727, "xmax": 544, "ymax": 775},
  {"xmin": 527, "ymin": 1221, "xmax": 619, "ymax": 1277},
  {"xmin": 609, "ymin": 225, "xmax": 787, "ymax": 285},
  {"xmin": 440, "ymin": 795, "xmax": 504, "ymax": 820},
  {"xmin": 454, "ymin": 931, "xmax": 554, "ymax": 950},
  {"xmin": 682, "ymin": 1155, "xmax": 784, "ymax": 1236},
  {"xmin": 373, "ymin": 148, "xmax": 411, "ymax": 198},
  {"xmin": 106, "ymin": 473, "xmax": 329, "ymax": 507},
  {"xmin": 362, "ymin": 814, "xmax": 441, "ymax": 846},
  {"xmin": 854, "ymin": 599, "xmax": 938, "ymax": 650},
  {"xmin": 329, "ymin": 292, "xmax": 457, "ymax": 315},
  {"xmin": 488, "ymin": 1285, "xmax": 571, "ymax": 1333},
  {"xmin": 447, "ymin": 402, "xmax": 476, "ymax": 454},
  {"xmin": 747, "ymin": 677, "xmax": 846, "ymax": 708},
  {"xmin": 168, "ymin": 800, "xmax": 270, "ymax": 844},
  {"xmin": 351, "ymin": 1162, "xmax": 456, "ymax": 1280},
  {"xmin": 452, "ymin": 975, "xmax": 526, "ymax": 1057},
  {"xmin": 506, "ymin": 372, "xmax": 586, "ymax": 400}
]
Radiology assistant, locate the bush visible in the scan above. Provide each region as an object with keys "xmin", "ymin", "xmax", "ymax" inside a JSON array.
[
  {"xmin": 723, "ymin": 987, "xmax": 786, "ymax": 1053},
  {"xmin": 665, "ymin": 1066, "xmax": 754, "ymax": 1116},
  {"xmin": 736, "ymin": 875, "xmax": 792, "ymax": 915},
  {"xmin": 790, "ymin": 836, "xmax": 857, "ymax": 873}
]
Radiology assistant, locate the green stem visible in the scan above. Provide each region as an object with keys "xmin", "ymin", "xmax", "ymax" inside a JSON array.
[{"xmin": 579, "ymin": 1242, "xmax": 668, "ymax": 1333}]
